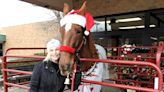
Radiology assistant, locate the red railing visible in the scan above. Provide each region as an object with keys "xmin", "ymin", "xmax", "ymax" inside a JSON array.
[
  {"xmin": 5, "ymin": 47, "xmax": 46, "ymax": 55},
  {"xmin": 2, "ymin": 47, "xmax": 46, "ymax": 92},
  {"xmin": 1, "ymin": 47, "xmax": 164, "ymax": 92}
]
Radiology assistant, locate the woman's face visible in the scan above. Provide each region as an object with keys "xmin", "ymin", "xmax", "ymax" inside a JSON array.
[{"xmin": 49, "ymin": 47, "xmax": 60, "ymax": 63}]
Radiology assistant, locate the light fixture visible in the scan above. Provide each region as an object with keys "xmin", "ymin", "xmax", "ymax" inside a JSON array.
[
  {"xmin": 116, "ymin": 17, "xmax": 142, "ymax": 23},
  {"xmin": 119, "ymin": 26, "xmax": 136, "ymax": 29},
  {"xmin": 119, "ymin": 24, "xmax": 156, "ymax": 29},
  {"xmin": 150, "ymin": 37, "xmax": 158, "ymax": 40},
  {"xmin": 99, "ymin": 38, "xmax": 104, "ymax": 39}
]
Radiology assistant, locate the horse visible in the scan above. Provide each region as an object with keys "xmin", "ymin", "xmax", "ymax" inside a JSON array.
[{"xmin": 59, "ymin": 1, "xmax": 109, "ymax": 92}]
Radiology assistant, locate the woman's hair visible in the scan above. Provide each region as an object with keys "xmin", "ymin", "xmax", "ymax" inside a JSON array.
[{"xmin": 44, "ymin": 39, "xmax": 61, "ymax": 61}]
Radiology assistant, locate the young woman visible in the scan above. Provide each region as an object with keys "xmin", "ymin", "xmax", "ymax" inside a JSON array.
[{"xmin": 29, "ymin": 39, "xmax": 66, "ymax": 92}]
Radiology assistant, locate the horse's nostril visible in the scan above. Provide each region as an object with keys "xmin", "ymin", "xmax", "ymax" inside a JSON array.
[
  {"xmin": 67, "ymin": 63, "xmax": 70, "ymax": 70},
  {"xmin": 60, "ymin": 65, "xmax": 67, "ymax": 72},
  {"xmin": 59, "ymin": 64, "xmax": 65, "ymax": 69}
]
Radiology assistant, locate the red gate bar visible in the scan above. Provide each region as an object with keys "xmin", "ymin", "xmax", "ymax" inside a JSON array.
[
  {"xmin": 82, "ymin": 79, "xmax": 156, "ymax": 92},
  {"xmin": 5, "ymin": 82, "xmax": 29, "ymax": 90},
  {"xmin": 5, "ymin": 48, "xmax": 46, "ymax": 55},
  {"xmin": 2, "ymin": 69, "xmax": 32, "ymax": 75}
]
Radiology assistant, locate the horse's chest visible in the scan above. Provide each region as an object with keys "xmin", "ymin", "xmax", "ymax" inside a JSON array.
[{"xmin": 76, "ymin": 63, "xmax": 104, "ymax": 92}]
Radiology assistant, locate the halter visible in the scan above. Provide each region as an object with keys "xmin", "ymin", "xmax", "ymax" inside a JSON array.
[{"xmin": 60, "ymin": 46, "xmax": 75, "ymax": 54}]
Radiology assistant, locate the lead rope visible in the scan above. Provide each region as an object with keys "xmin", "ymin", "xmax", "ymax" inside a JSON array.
[
  {"xmin": 65, "ymin": 54, "xmax": 79, "ymax": 92},
  {"xmin": 64, "ymin": 54, "xmax": 75, "ymax": 85},
  {"xmin": 64, "ymin": 55, "xmax": 75, "ymax": 85}
]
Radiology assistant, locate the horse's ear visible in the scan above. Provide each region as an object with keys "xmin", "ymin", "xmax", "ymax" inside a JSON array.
[
  {"xmin": 78, "ymin": 1, "xmax": 87, "ymax": 16},
  {"xmin": 63, "ymin": 3, "xmax": 70, "ymax": 16}
]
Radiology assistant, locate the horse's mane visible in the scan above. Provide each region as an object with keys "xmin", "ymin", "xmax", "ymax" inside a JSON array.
[{"xmin": 87, "ymin": 34, "xmax": 99, "ymax": 58}]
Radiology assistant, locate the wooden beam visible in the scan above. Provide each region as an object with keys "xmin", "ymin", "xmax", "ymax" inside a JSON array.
[
  {"xmin": 21, "ymin": 0, "xmax": 72, "ymax": 11},
  {"xmin": 21, "ymin": 0, "xmax": 164, "ymax": 17}
]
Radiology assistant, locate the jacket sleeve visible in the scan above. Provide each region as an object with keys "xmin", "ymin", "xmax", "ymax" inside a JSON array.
[{"xmin": 29, "ymin": 63, "xmax": 42, "ymax": 92}]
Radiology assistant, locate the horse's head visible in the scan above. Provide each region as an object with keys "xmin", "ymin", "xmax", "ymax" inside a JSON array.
[{"xmin": 59, "ymin": 1, "xmax": 95, "ymax": 76}]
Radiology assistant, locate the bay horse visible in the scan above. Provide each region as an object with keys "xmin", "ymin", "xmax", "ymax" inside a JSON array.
[{"xmin": 59, "ymin": 1, "xmax": 109, "ymax": 92}]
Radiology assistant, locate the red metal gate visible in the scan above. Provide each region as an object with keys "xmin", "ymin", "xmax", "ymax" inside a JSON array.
[
  {"xmin": 1, "ymin": 47, "xmax": 164, "ymax": 92},
  {"xmin": 1, "ymin": 48, "xmax": 45, "ymax": 92}
]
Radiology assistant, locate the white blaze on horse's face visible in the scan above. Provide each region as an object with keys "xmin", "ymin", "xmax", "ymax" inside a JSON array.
[{"xmin": 65, "ymin": 23, "xmax": 72, "ymax": 32}]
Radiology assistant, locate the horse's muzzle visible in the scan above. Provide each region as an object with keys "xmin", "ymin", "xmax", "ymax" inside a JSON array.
[{"xmin": 59, "ymin": 65, "xmax": 69, "ymax": 76}]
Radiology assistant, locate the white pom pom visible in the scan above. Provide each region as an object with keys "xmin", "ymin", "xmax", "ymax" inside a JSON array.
[{"xmin": 84, "ymin": 30, "xmax": 89, "ymax": 36}]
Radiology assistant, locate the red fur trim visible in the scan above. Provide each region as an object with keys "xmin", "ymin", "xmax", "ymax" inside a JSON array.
[{"xmin": 60, "ymin": 46, "xmax": 75, "ymax": 54}]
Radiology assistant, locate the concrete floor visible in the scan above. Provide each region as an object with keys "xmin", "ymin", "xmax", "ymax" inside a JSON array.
[
  {"xmin": 0, "ymin": 87, "xmax": 125, "ymax": 92},
  {"xmin": 102, "ymin": 86, "xmax": 126, "ymax": 92}
]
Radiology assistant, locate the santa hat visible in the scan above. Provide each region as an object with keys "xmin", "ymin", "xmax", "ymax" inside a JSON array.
[
  {"xmin": 46, "ymin": 39, "xmax": 61, "ymax": 52},
  {"xmin": 60, "ymin": 10, "xmax": 94, "ymax": 36}
]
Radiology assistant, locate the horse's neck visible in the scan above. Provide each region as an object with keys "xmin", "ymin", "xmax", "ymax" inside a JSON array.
[
  {"xmin": 79, "ymin": 39, "xmax": 98, "ymax": 71},
  {"xmin": 79, "ymin": 44, "xmax": 96, "ymax": 58}
]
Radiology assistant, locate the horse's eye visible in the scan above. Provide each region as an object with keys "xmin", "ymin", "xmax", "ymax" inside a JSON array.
[{"xmin": 76, "ymin": 30, "xmax": 81, "ymax": 34}]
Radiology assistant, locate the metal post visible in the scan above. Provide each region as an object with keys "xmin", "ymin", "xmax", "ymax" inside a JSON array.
[{"xmin": 2, "ymin": 56, "xmax": 8, "ymax": 92}]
